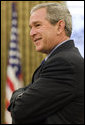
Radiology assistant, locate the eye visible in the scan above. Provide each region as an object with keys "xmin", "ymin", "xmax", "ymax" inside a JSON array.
[{"xmin": 35, "ymin": 24, "xmax": 41, "ymax": 27}]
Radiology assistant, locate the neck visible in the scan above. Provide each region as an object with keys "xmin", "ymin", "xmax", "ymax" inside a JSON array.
[{"xmin": 56, "ymin": 34, "xmax": 70, "ymax": 46}]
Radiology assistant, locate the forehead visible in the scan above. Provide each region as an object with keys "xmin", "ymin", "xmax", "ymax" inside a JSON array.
[{"xmin": 29, "ymin": 8, "xmax": 47, "ymax": 24}]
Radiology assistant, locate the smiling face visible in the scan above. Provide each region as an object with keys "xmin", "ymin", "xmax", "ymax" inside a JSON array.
[{"xmin": 29, "ymin": 8, "xmax": 61, "ymax": 54}]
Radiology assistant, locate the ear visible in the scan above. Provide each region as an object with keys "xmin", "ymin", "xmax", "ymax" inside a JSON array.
[{"xmin": 56, "ymin": 20, "xmax": 65, "ymax": 35}]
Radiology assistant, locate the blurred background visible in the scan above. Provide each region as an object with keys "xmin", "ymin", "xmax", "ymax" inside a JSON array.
[{"xmin": 1, "ymin": 1, "xmax": 84, "ymax": 124}]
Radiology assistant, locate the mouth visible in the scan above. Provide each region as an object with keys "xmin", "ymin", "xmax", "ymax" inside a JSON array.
[{"xmin": 34, "ymin": 38, "xmax": 42, "ymax": 42}]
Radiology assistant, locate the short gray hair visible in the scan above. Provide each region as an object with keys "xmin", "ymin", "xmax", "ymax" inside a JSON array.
[{"xmin": 30, "ymin": 3, "xmax": 72, "ymax": 37}]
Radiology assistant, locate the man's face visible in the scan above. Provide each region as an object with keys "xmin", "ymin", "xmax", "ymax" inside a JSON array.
[{"xmin": 29, "ymin": 8, "xmax": 58, "ymax": 54}]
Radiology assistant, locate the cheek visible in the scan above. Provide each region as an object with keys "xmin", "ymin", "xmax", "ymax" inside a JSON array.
[
  {"xmin": 40, "ymin": 27, "xmax": 56, "ymax": 45},
  {"xmin": 43, "ymin": 32, "xmax": 57, "ymax": 50},
  {"xmin": 44, "ymin": 32, "xmax": 55, "ymax": 44}
]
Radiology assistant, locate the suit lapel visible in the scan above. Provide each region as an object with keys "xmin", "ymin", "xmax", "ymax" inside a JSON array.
[{"xmin": 32, "ymin": 60, "xmax": 45, "ymax": 83}]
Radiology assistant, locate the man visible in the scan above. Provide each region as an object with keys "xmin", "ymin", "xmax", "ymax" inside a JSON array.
[{"xmin": 8, "ymin": 3, "xmax": 84, "ymax": 124}]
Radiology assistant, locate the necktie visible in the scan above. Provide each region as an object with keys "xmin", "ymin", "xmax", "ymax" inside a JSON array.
[{"xmin": 41, "ymin": 59, "xmax": 45, "ymax": 65}]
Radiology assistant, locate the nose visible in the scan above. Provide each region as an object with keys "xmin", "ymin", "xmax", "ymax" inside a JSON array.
[{"xmin": 30, "ymin": 27, "xmax": 37, "ymax": 37}]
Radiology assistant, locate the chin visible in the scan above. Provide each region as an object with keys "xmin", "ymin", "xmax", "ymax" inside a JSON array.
[
  {"xmin": 36, "ymin": 47, "xmax": 43, "ymax": 52},
  {"xmin": 36, "ymin": 48, "xmax": 47, "ymax": 54}
]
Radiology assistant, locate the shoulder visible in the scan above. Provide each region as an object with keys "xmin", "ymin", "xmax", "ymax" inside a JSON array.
[
  {"xmin": 42, "ymin": 47, "xmax": 84, "ymax": 74},
  {"xmin": 46, "ymin": 44, "xmax": 83, "ymax": 66}
]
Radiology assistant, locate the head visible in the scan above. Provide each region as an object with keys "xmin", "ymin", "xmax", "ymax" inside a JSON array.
[{"xmin": 29, "ymin": 3, "xmax": 72, "ymax": 54}]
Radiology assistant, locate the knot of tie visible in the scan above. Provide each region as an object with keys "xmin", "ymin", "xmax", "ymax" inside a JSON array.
[{"xmin": 41, "ymin": 59, "xmax": 45, "ymax": 65}]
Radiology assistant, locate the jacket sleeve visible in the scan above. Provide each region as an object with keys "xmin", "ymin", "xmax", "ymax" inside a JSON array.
[
  {"xmin": 10, "ymin": 57, "xmax": 76, "ymax": 124},
  {"xmin": 8, "ymin": 88, "xmax": 25, "ymax": 112}
]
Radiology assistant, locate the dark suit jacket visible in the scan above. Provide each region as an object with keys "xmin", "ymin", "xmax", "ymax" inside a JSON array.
[{"xmin": 8, "ymin": 40, "xmax": 84, "ymax": 124}]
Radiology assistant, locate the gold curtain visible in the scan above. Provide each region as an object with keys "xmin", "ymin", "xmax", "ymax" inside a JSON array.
[{"xmin": 1, "ymin": 1, "xmax": 66, "ymax": 123}]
